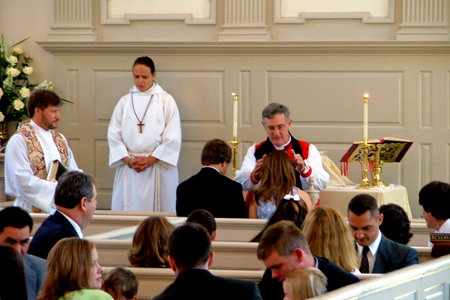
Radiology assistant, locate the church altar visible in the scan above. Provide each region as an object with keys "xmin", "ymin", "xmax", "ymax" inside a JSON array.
[{"xmin": 319, "ymin": 184, "xmax": 412, "ymax": 219}]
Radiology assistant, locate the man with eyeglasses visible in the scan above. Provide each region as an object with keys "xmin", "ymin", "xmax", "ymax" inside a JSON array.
[{"xmin": 235, "ymin": 103, "xmax": 329, "ymax": 194}]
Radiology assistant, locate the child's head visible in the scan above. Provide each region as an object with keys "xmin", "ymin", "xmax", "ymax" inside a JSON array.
[
  {"xmin": 102, "ymin": 267, "xmax": 138, "ymax": 300},
  {"xmin": 186, "ymin": 209, "xmax": 217, "ymax": 240},
  {"xmin": 282, "ymin": 268, "xmax": 327, "ymax": 300}
]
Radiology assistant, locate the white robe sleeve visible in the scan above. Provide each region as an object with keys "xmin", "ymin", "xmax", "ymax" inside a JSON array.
[
  {"xmin": 234, "ymin": 144, "xmax": 259, "ymax": 191},
  {"xmin": 299, "ymin": 144, "xmax": 330, "ymax": 191},
  {"xmin": 150, "ymin": 94, "xmax": 182, "ymax": 167},
  {"xmin": 5, "ymin": 134, "xmax": 57, "ymax": 212},
  {"xmin": 108, "ymin": 97, "xmax": 130, "ymax": 168},
  {"xmin": 60, "ymin": 133, "xmax": 82, "ymax": 172}
]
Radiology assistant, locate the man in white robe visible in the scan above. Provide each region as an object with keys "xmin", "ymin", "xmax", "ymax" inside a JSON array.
[
  {"xmin": 108, "ymin": 82, "xmax": 182, "ymax": 212},
  {"xmin": 5, "ymin": 89, "xmax": 81, "ymax": 213}
]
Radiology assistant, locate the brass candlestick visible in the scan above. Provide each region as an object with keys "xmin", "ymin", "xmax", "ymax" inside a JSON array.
[
  {"xmin": 370, "ymin": 144, "xmax": 388, "ymax": 187},
  {"xmin": 359, "ymin": 141, "xmax": 372, "ymax": 189},
  {"xmin": 230, "ymin": 137, "xmax": 240, "ymax": 179}
]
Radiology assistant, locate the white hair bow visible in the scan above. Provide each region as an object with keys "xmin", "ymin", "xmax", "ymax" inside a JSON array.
[{"xmin": 283, "ymin": 194, "xmax": 300, "ymax": 201}]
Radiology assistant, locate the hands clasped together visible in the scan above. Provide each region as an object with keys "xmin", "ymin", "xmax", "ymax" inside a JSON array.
[{"xmin": 126, "ymin": 156, "xmax": 158, "ymax": 173}]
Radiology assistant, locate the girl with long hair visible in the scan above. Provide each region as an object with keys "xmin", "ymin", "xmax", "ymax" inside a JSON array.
[
  {"xmin": 302, "ymin": 205, "xmax": 359, "ymax": 274},
  {"xmin": 249, "ymin": 150, "xmax": 312, "ymax": 219},
  {"xmin": 128, "ymin": 216, "xmax": 175, "ymax": 267}
]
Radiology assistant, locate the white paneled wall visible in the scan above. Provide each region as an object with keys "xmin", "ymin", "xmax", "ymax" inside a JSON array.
[{"xmin": 1, "ymin": 0, "xmax": 450, "ymax": 217}]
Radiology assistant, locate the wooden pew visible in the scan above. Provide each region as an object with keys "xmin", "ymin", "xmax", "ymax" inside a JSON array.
[
  {"xmin": 30, "ymin": 212, "xmax": 176, "ymax": 236},
  {"xmin": 102, "ymin": 267, "xmax": 264, "ymax": 300},
  {"xmin": 93, "ymin": 239, "xmax": 265, "ymax": 270},
  {"xmin": 101, "ymin": 267, "xmax": 380, "ymax": 300},
  {"xmin": 85, "ymin": 217, "xmax": 267, "ymax": 242},
  {"xmin": 93, "ymin": 235, "xmax": 432, "ymax": 270},
  {"xmin": 310, "ymin": 254, "xmax": 450, "ymax": 300},
  {"xmin": 30, "ymin": 210, "xmax": 433, "ymax": 246},
  {"xmin": 408, "ymin": 220, "xmax": 434, "ymax": 247}
]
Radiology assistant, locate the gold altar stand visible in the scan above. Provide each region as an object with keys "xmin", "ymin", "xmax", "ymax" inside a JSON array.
[{"xmin": 319, "ymin": 185, "xmax": 412, "ymax": 219}]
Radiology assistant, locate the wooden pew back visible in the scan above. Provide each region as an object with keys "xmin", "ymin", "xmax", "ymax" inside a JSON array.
[
  {"xmin": 101, "ymin": 267, "xmax": 380, "ymax": 300},
  {"xmin": 94, "ymin": 239, "xmax": 265, "ymax": 270}
]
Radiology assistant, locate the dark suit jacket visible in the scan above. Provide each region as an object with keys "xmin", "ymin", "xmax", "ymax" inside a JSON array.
[
  {"xmin": 24, "ymin": 254, "xmax": 47, "ymax": 300},
  {"xmin": 152, "ymin": 268, "xmax": 262, "ymax": 300},
  {"xmin": 371, "ymin": 234, "xmax": 418, "ymax": 273},
  {"xmin": 176, "ymin": 167, "xmax": 247, "ymax": 218},
  {"xmin": 28, "ymin": 211, "xmax": 79, "ymax": 259},
  {"xmin": 258, "ymin": 257, "xmax": 360, "ymax": 300}
]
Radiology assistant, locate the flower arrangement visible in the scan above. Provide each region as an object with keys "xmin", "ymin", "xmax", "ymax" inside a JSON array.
[{"xmin": 0, "ymin": 34, "xmax": 55, "ymax": 123}]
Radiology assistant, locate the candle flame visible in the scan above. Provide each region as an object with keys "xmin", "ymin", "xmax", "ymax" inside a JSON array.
[
  {"xmin": 364, "ymin": 93, "xmax": 369, "ymax": 99},
  {"xmin": 231, "ymin": 93, "xmax": 237, "ymax": 96}
]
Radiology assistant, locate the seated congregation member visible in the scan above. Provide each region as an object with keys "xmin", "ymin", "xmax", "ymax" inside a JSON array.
[
  {"xmin": 418, "ymin": 181, "xmax": 450, "ymax": 246},
  {"xmin": 102, "ymin": 267, "xmax": 139, "ymax": 300},
  {"xmin": 250, "ymin": 198, "xmax": 308, "ymax": 242},
  {"xmin": 302, "ymin": 206, "xmax": 360, "ymax": 274},
  {"xmin": 0, "ymin": 206, "xmax": 47, "ymax": 300},
  {"xmin": 28, "ymin": 171, "xmax": 98, "ymax": 260},
  {"xmin": 379, "ymin": 203, "xmax": 413, "ymax": 245},
  {"xmin": 153, "ymin": 223, "xmax": 262, "ymax": 300},
  {"xmin": 176, "ymin": 139, "xmax": 246, "ymax": 218},
  {"xmin": 235, "ymin": 103, "xmax": 329, "ymax": 192},
  {"xmin": 0, "ymin": 245, "xmax": 28, "ymax": 300},
  {"xmin": 186, "ymin": 209, "xmax": 217, "ymax": 240},
  {"xmin": 249, "ymin": 151, "xmax": 312, "ymax": 219},
  {"xmin": 128, "ymin": 216, "xmax": 175, "ymax": 268},
  {"xmin": 348, "ymin": 194, "xmax": 418, "ymax": 274},
  {"xmin": 37, "ymin": 237, "xmax": 112, "ymax": 300},
  {"xmin": 257, "ymin": 221, "xmax": 359, "ymax": 300},
  {"xmin": 283, "ymin": 268, "xmax": 327, "ymax": 300}
]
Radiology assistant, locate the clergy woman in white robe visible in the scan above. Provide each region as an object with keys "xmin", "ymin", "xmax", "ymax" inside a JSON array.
[{"xmin": 108, "ymin": 56, "xmax": 182, "ymax": 212}]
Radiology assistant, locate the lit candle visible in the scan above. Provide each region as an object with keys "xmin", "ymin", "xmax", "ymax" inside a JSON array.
[
  {"xmin": 232, "ymin": 93, "xmax": 238, "ymax": 138},
  {"xmin": 363, "ymin": 93, "xmax": 369, "ymax": 142}
]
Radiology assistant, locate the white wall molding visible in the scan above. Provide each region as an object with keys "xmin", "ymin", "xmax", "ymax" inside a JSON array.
[
  {"xmin": 100, "ymin": 0, "xmax": 216, "ymax": 25},
  {"xmin": 397, "ymin": 0, "xmax": 449, "ymax": 41},
  {"xmin": 219, "ymin": 0, "xmax": 270, "ymax": 41},
  {"xmin": 274, "ymin": 0, "xmax": 394, "ymax": 24},
  {"xmin": 48, "ymin": 0, "xmax": 97, "ymax": 41},
  {"xmin": 37, "ymin": 41, "xmax": 450, "ymax": 56}
]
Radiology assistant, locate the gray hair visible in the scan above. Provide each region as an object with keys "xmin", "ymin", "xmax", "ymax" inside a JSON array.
[{"xmin": 262, "ymin": 103, "xmax": 290, "ymax": 121}]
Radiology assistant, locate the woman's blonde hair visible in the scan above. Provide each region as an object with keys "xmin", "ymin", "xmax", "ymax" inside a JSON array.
[
  {"xmin": 301, "ymin": 205, "xmax": 358, "ymax": 272},
  {"xmin": 283, "ymin": 268, "xmax": 327, "ymax": 300},
  {"xmin": 128, "ymin": 216, "xmax": 175, "ymax": 268},
  {"xmin": 36, "ymin": 237, "xmax": 95, "ymax": 300},
  {"xmin": 254, "ymin": 151, "xmax": 296, "ymax": 206}
]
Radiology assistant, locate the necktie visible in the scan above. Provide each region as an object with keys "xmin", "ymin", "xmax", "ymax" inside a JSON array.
[{"xmin": 360, "ymin": 246, "xmax": 370, "ymax": 273}]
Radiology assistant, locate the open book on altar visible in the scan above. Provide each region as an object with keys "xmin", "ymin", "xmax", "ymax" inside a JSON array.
[
  {"xmin": 340, "ymin": 137, "xmax": 413, "ymax": 164},
  {"xmin": 46, "ymin": 160, "xmax": 67, "ymax": 183}
]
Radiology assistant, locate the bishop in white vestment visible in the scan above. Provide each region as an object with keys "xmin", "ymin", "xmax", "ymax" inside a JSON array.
[{"xmin": 108, "ymin": 82, "xmax": 182, "ymax": 212}]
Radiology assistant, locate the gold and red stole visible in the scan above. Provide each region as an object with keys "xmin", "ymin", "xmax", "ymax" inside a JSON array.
[{"xmin": 16, "ymin": 123, "xmax": 70, "ymax": 198}]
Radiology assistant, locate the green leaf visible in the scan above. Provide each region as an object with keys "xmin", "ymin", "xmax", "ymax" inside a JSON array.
[
  {"xmin": 9, "ymin": 37, "xmax": 30, "ymax": 49},
  {"xmin": 61, "ymin": 98, "xmax": 74, "ymax": 104}
]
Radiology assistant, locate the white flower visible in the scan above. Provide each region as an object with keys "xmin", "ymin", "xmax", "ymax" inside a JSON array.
[
  {"xmin": 23, "ymin": 66, "xmax": 33, "ymax": 75},
  {"xmin": 0, "ymin": 88, "xmax": 3, "ymax": 98},
  {"xmin": 6, "ymin": 67, "xmax": 21, "ymax": 77},
  {"xmin": 19, "ymin": 87, "xmax": 30, "ymax": 98},
  {"xmin": 12, "ymin": 46, "xmax": 23, "ymax": 54},
  {"xmin": 6, "ymin": 55, "xmax": 18, "ymax": 66},
  {"xmin": 13, "ymin": 99, "xmax": 25, "ymax": 110},
  {"xmin": 3, "ymin": 76, "xmax": 12, "ymax": 87},
  {"xmin": 0, "ymin": 112, "xmax": 4, "ymax": 122},
  {"xmin": 38, "ymin": 80, "xmax": 54, "ymax": 89}
]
